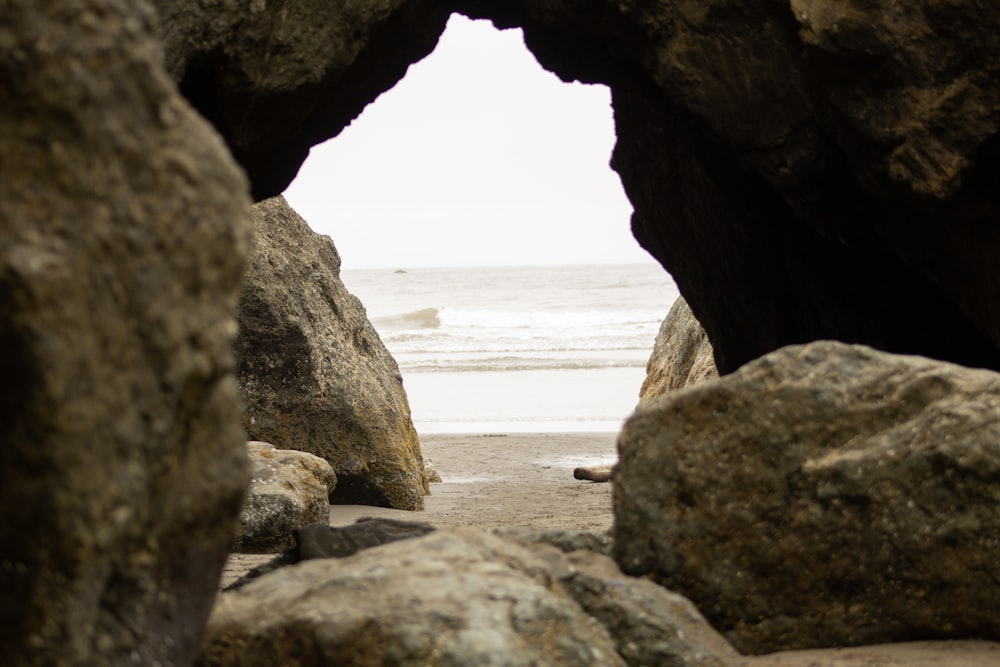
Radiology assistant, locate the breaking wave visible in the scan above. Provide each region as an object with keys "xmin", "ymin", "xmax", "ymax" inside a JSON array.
[{"xmin": 373, "ymin": 307, "xmax": 441, "ymax": 329}]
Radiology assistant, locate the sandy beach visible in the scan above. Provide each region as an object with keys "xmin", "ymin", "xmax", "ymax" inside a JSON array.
[{"xmin": 221, "ymin": 432, "xmax": 1000, "ymax": 666}]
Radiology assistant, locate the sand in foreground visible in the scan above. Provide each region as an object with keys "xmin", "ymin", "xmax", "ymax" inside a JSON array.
[{"xmin": 221, "ymin": 432, "xmax": 1000, "ymax": 667}]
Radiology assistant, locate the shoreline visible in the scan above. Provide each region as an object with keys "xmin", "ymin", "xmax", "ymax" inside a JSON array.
[{"xmin": 334, "ymin": 431, "xmax": 619, "ymax": 530}]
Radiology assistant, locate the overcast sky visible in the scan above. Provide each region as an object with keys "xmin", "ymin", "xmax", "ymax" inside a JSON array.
[{"xmin": 283, "ymin": 14, "xmax": 653, "ymax": 270}]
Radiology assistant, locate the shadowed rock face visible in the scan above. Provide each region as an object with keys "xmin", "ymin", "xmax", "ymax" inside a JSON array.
[
  {"xmin": 0, "ymin": 1, "xmax": 253, "ymax": 664},
  {"xmin": 150, "ymin": 0, "xmax": 1000, "ymax": 373}
]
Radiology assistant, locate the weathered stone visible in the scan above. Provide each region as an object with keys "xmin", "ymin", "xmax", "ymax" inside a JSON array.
[
  {"xmin": 0, "ymin": 1, "xmax": 252, "ymax": 664},
  {"xmin": 614, "ymin": 341, "xmax": 1000, "ymax": 653},
  {"xmin": 236, "ymin": 442, "xmax": 337, "ymax": 554},
  {"xmin": 151, "ymin": 0, "xmax": 452, "ymax": 200},
  {"xmin": 491, "ymin": 526, "xmax": 613, "ymax": 558},
  {"xmin": 202, "ymin": 528, "xmax": 735, "ymax": 666},
  {"xmin": 425, "ymin": 461, "xmax": 443, "ymax": 483},
  {"xmin": 200, "ymin": 530, "xmax": 627, "ymax": 666},
  {"xmin": 152, "ymin": 0, "xmax": 1000, "ymax": 375},
  {"xmin": 228, "ymin": 517, "xmax": 437, "ymax": 590},
  {"xmin": 564, "ymin": 550, "xmax": 739, "ymax": 667},
  {"xmin": 236, "ymin": 196, "xmax": 427, "ymax": 509},
  {"xmin": 640, "ymin": 297, "xmax": 718, "ymax": 403}
]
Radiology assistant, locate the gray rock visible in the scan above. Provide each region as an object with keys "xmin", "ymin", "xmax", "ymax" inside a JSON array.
[
  {"xmin": 615, "ymin": 340, "xmax": 1000, "ymax": 653},
  {"xmin": 227, "ymin": 517, "xmax": 437, "ymax": 590},
  {"xmin": 201, "ymin": 529, "xmax": 735, "ymax": 666},
  {"xmin": 490, "ymin": 526, "xmax": 613, "ymax": 558},
  {"xmin": 0, "ymin": 1, "xmax": 252, "ymax": 664},
  {"xmin": 200, "ymin": 530, "xmax": 627, "ymax": 666},
  {"xmin": 236, "ymin": 196, "xmax": 427, "ymax": 510},
  {"xmin": 564, "ymin": 550, "xmax": 738, "ymax": 667},
  {"xmin": 640, "ymin": 297, "xmax": 718, "ymax": 403},
  {"xmin": 236, "ymin": 442, "xmax": 337, "ymax": 553}
]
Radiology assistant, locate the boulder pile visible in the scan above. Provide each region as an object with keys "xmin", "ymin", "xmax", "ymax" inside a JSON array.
[{"xmin": 201, "ymin": 529, "xmax": 737, "ymax": 667}]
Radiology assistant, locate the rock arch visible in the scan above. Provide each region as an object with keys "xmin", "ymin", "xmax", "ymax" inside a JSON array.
[{"xmin": 153, "ymin": 0, "xmax": 1000, "ymax": 373}]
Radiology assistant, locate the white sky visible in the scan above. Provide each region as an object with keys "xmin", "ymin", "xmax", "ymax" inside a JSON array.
[{"xmin": 283, "ymin": 14, "xmax": 653, "ymax": 270}]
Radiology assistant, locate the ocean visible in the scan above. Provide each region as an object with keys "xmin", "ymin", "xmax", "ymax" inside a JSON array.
[{"xmin": 341, "ymin": 263, "xmax": 680, "ymax": 433}]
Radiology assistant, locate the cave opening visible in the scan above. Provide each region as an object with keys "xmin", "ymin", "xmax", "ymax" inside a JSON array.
[{"xmin": 283, "ymin": 14, "xmax": 678, "ymax": 434}]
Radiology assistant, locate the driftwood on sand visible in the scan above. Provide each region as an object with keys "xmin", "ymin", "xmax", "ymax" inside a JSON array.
[{"xmin": 574, "ymin": 465, "xmax": 614, "ymax": 483}]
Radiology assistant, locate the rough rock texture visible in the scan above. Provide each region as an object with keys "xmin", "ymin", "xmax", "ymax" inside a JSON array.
[
  {"xmin": 564, "ymin": 550, "xmax": 739, "ymax": 667},
  {"xmin": 0, "ymin": 1, "xmax": 253, "ymax": 664},
  {"xmin": 199, "ymin": 529, "xmax": 735, "ymax": 667},
  {"xmin": 614, "ymin": 341, "xmax": 1000, "ymax": 654},
  {"xmin": 236, "ymin": 196, "xmax": 427, "ymax": 510},
  {"xmin": 150, "ymin": 0, "xmax": 1000, "ymax": 374},
  {"xmin": 236, "ymin": 442, "xmax": 337, "ymax": 554},
  {"xmin": 640, "ymin": 297, "xmax": 719, "ymax": 403},
  {"xmin": 228, "ymin": 518, "xmax": 437, "ymax": 589},
  {"xmin": 489, "ymin": 527, "xmax": 613, "ymax": 558}
]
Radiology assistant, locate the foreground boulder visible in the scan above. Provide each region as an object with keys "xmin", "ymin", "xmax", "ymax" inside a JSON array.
[
  {"xmin": 614, "ymin": 341, "xmax": 1000, "ymax": 653},
  {"xmin": 200, "ymin": 529, "xmax": 736, "ymax": 666},
  {"xmin": 236, "ymin": 196, "xmax": 427, "ymax": 509},
  {"xmin": 236, "ymin": 442, "xmax": 337, "ymax": 553},
  {"xmin": 0, "ymin": 1, "xmax": 252, "ymax": 664},
  {"xmin": 639, "ymin": 297, "xmax": 718, "ymax": 403}
]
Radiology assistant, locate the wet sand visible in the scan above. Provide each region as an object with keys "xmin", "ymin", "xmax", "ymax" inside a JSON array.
[{"xmin": 221, "ymin": 432, "xmax": 1000, "ymax": 666}]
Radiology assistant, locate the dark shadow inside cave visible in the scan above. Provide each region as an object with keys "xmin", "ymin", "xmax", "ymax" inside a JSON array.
[{"xmin": 171, "ymin": 1, "xmax": 1000, "ymax": 375}]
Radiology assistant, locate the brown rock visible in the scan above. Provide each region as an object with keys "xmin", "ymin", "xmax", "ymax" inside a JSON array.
[
  {"xmin": 200, "ymin": 528, "xmax": 735, "ymax": 666},
  {"xmin": 640, "ymin": 297, "xmax": 719, "ymax": 403},
  {"xmin": 564, "ymin": 550, "xmax": 739, "ymax": 667},
  {"xmin": 614, "ymin": 340, "xmax": 1000, "ymax": 653},
  {"xmin": 152, "ymin": 0, "xmax": 1000, "ymax": 375},
  {"xmin": 199, "ymin": 530, "xmax": 627, "ymax": 666},
  {"xmin": 0, "ymin": 1, "xmax": 252, "ymax": 664},
  {"xmin": 236, "ymin": 442, "xmax": 337, "ymax": 554},
  {"xmin": 236, "ymin": 196, "xmax": 427, "ymax": 509}
]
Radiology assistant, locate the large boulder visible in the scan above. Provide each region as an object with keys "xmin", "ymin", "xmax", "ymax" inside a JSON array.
[
  {"xmin": 0, "ymin": 1, "xmax": 252, "ymax": 664},
  {"xmin": 236, "ymin": 196, "xmax": 427, "ymax": 510},
  {"xmin": 639, "ymin": 297, "xmax": 718, "ymax": 403},
  {"xmin": 152, "ymin": 0, "xmax": 1000, "ymax": 375},
  {"xmin": 614, "ymin": 341, "xmax": 1000, "ymax": 654},
  {"xmin": 199, "ymin": 529, "xmax": 736, "ymax": 666},
  {"xmin": 236, "ymin": 442, "xmax": 337, "ymax": 554}
]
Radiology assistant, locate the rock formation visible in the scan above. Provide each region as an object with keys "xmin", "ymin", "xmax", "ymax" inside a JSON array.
[
  {"xmin": 0, "ymin": 1, "xmax": 253, "ymax": 664},
  {"xmin": 150, "ymin": 0, "xmax": 1000, "ymax": 374},
  {"xmin": 640, "ymin": 297, "xmax": 718, "ymax": 402},
  {"xmin": 199, "ymin": 529, "xmax": 737, "ymax": 667},
  {"xmin": 228, "ymin": 518, "xmax": 438, "ymax": 589},
  {"xmin": 614, "ymin": 341, "xmax": 1000, "ymax": 653},
  {"xmin": 236, "ymin": 196, "xmax": 428, "ymax": 510},
  {"xmin": 236, "ymin": 442, "xmax": 337, "ymax": 553}
]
